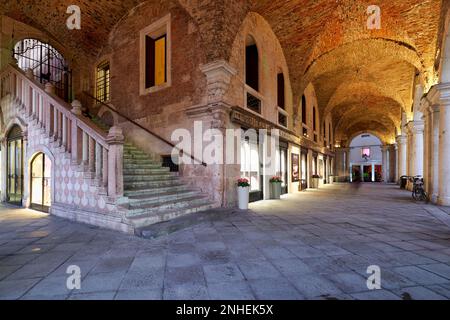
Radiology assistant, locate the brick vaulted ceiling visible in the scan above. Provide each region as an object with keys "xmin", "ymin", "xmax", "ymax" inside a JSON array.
[{"xmin": 0, "ymin": 0, "xmax": 445, "ymax": 143}]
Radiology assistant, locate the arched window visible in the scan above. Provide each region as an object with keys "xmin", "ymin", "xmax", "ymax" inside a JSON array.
[
  {"xmin": 277, "ymin": 73, "xmax": 285, "ymax": 109},
  {"xmin": 301, "ymin": 95, "xmax": 307, "ymax": 125},
  {"xmin": 329, "ymin": 123, "xmax": 332, "ymax": 146},
  {"xmin": 13, "ymin": 39, "xmax": 71, "ymax": 101},
  {"xmin": 313, "ymin": 107, "xmax": 318, "ymax": 142},
  {"xmin": 313, "ymin": 107, "xmax": 317, "ymax": 131},
  {"xmin": 245, "ymin": 36, "xmax": 259, "ymax": 91}
]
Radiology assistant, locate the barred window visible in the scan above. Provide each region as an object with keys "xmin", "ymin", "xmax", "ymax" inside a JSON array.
[{"xmin": 96, "ymin": 61, "xmax": 110, "ymax": 102}]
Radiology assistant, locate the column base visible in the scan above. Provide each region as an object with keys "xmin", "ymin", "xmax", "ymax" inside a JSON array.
[
  {"xmin": 431, "ymin": 193, "xmax": 439, "ymax": 204},
  {"xmin": 437, "ymin": 195, "xmax": 450, "ymax": 206}
]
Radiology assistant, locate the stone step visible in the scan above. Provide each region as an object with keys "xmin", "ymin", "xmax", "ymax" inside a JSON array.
[
  {"xmin": 124, "ymin": 163, "xmax": 164, "ymax": 170},
  {"xmin": 123, "ymin": 173, "xmax": 175, "ymax": 182},
  {"xmin": 123, "ymin": 158, "xmax": 161, "ymax": 165},
  {"xmin": 126, "ymin": 195, "xmax": 211, "ymax": 216},
  {"xmin": 124, "ymin": 184, "xmax": 188, "ymax": 197},
  {"xmin": 124, "ymin": 178, "xmax": 180, "ymax": 189},
  {"xmin": 123, "ymin": 153, "xmax": 152, "ymax": 160},
  {"xmin": 123, "ymin": 167, "xmax": 170, "ymax": 175},
  {"xmin": 127, "ymin": 203, "xmax": 216, "ymax": 228},
  {"xmin": 127, "ymin": 190, "xmax": 200, "ymax": 207}
]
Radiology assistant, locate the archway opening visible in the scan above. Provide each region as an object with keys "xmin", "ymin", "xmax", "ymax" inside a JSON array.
[
  {"xmin": 6, "ymin": 125, "xmax": 24, "ymax": 206},
  {"xmin": 30, "ymin": 152, "xmax": 52, "ymax": 213},
  {"xmin": 349, "ymin": 133, "xmax": 383, "ymax": 183},
  {"xmin": 13, "ymin": 38, "xmax": 72, "ymax": 102}
]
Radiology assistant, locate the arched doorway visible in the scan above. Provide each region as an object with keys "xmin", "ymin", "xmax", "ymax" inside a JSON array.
[
  {"xmin": 13, "ymin": 38, "xmax": 72, "ymax": 102},
  {"xmin": 7, "ymin": 125, "xmax": 24, "ymax": 206},
  {"xmin": 30, "ymin": 153, "xmax": 52, "ymax": 212}
]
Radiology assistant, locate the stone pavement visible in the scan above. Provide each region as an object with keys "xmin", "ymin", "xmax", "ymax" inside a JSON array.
[{"xmin": 0, "ymin": 183, "xmax": 449, "ymax": 300}]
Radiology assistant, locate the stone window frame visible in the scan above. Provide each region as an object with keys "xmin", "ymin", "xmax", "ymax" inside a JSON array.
[
  {"xmin": 277, "ymin": 69, "xmax": 288, "ymax": 128},
  {"xmin": 243, "ymin": 33, "xmax": 265, "ymax": 117},
  {"xmin": 95, "ymin": 59, "xmax": 111, "ymax": 103},
  {"xmin": 139, "ymin": 14, "xmax": 172, "ymax": 95}
]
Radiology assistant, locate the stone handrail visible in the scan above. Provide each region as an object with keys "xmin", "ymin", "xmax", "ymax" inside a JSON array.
[{"xmin": 0, "ymin": 63, "xmax": 124, "ymax": 199}]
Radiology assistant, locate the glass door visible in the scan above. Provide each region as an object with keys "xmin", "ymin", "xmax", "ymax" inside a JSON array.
[
  {"xmin": 241, "ymin": 137, "xmax": 263, "ymax": 202},
  {"xmin": 31, "ymin": 153, "xmax": 52, "ymax": 212},
  {"xmin": 7, "ymin": 138, "xmax": 23, "ymax": 205},
  {"xmin": 276, "ymin": 143, "xmax": 288, "ymax": 195}
]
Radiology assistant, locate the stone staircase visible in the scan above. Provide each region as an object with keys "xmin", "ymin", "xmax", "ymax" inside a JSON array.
[{"xmin": 91, "ymin": 117, "xmax": 215, "ymax": 232}]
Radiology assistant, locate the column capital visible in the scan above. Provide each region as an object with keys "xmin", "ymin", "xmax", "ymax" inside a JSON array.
[
  {"xmin": 381, "ymin": 145, "xmax": 389, "ymax": 152},
  {"xmin": 396, "ymin": 135, "xmax": 407, "ymax": 145},
  {"xmin": 200, "ymin": 60, "xmax": 237, "ymax": 104},
  {"xmin": 406, "ymin": 120, "xmax": 424, "ymax": 135},
  {"xmin": 429, "ymin": 82, "xmax": 450, "ymax": 106}
]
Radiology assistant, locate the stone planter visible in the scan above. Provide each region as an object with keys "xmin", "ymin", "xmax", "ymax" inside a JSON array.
[
  {"xmin": 311, "ymin": 177, "xmax": 320, "ymax": 189},
  {"xmin": 270, "ymin": 182, "xmax": 282, "ymax": 199},
  {"xmin": 237, "ymin": 186, "xmax": 249, "ymax": 210}
]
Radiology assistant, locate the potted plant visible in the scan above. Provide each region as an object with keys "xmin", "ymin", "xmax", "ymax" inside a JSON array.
[
  {"xmin": 329, "ymin": 175, "xmax": 334, "ymax": 184},
  {"xmin": 237, "ymin": 178, "xmax": 250, "ymax": 210},
  {"xmin": 311, "ymin": 174, "xmax": 321, "ymax": 188},
  {"xmin": 269, "ymin": 176, "xmax": 283, "ymax": 199}
]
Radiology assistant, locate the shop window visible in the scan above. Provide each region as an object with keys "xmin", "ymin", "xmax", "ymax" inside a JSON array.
[
  {"xmin": 96, "ymin": 61, "xmax": 110, "ymax": 102},
  {"xmin": 140, "ymin": 14, "xmax": 171, "ymax": 94}
]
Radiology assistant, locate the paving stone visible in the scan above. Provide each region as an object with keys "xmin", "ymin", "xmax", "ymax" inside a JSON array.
[
  {"xmin": 203, "ymin": 263, "xmax": 245, "ymax": 284},
  {"xmin": 115, "ymin": 288, "xmax": 163, "ymax": 300},
  {"xmin": 393, "ymin": 266, "xmax": 449, "ymax": 285},
  {"xmin": 0, "ymin": 278, "xmax": 42, "ymax": 299},
  {"xmin": 395, "ymin": 286, "xmax": 447, "ymax": 300},
  {"xmin": 249, "ymin": 278, "xmax": 304, "ymax": 300},
  {"xmin": 237, "ymin": 260, "xmax": 282, "ymax": 280},
  {"xmin": 163, "ymin": 283, "xmax": 209, "ymax": 300},
  {"xmin": 351, "ymin": 290, "xmax": 401, "ymax": 300},
  {"xmin": 289, "ymin": 274, "xmax": 343, "ymax": 298},
  {"xmin": 207, "ymin": 281, "xmax": 255, "ymax": 300}
]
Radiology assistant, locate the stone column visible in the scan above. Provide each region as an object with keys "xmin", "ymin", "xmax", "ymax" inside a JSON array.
[
  {"xmin": 389, "ymin": 144, "xmax": 397, "ymax": 183},
  {"xmin": 430, "ymin": 104, "xmax": 440, "ymax": 202},
  {"xmin": 381, "ymin": 145, "xmax": 388, "ymax": 182},
  {"xmin": 396, "ymin": 135, "xmax": 407, "ymax": 179},
  {"xmin": 0, "ymin": 138, "xmax": 7, "ymax": 202},
  {"xmin": 344, "ymin": 147, "xmax": 350, "ymax": 182},
  {"xmin": 407, "ymin": 121, "xmax": 425, "ymax": 177},
  {"xmin": 394, "ymin": 143, "xmax": 400, "ymax": 183},
  {"xmin": 436, "ymin": 83, "xmax": 450, "ymax": 205},
  {"xmin": 106, "ymin": 126, "xmax": 124, "ymax": 199}
]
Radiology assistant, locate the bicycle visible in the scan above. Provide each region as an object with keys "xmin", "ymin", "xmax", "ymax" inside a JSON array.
[{"xmin": 411, "ymin": 176, "xmax": 429, "ymax": 202}]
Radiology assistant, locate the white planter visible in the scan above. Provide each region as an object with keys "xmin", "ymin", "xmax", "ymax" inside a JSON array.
[{"xmin": 238, "ymin": 186, "xmax": 249, "ymax": 210}]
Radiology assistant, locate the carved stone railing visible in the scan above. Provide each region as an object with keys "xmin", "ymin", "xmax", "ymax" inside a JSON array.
[{"xmin": 0, "ymin": 64, "xmax": 124, "ymax": 200}]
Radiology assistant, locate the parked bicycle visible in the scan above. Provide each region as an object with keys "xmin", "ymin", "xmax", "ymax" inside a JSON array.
[{"xmin": 410, "ymin": 176, "xmax": 429, "ymax": 202}]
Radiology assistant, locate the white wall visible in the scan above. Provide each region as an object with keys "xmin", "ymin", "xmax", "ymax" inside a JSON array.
[{"xmin": 349, "ymin": 134, "xmax": 382, "ymax": 164}]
